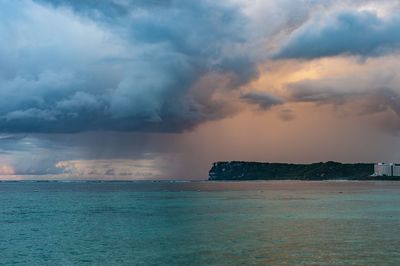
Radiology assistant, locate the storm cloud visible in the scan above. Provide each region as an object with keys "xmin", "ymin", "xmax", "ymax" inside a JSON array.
[
  {"xmin": 241, "ymin": 91, "xmax": 284, "ymax": 110},
  {"xmin": 0, "ymin": 0, "xmax": 259, "ymax": 133},
  {"xmin": 275, "ymin": 10, "xmax": 400, "ymax": 59}
]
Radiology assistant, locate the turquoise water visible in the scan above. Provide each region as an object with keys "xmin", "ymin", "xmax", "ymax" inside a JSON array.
[{"xmin": 1, "ymin": 181, "xmax": 400, "ymax": 265}]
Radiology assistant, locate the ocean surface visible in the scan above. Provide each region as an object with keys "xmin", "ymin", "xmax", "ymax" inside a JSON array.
[{"xmin": 1, "ymin": 181, "xmax": 400, "ymax": 265}]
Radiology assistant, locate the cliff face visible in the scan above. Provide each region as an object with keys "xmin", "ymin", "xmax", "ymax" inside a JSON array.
[{"xmin": 208, "ymin": 161, "xmax": 376, "ymax": 181}]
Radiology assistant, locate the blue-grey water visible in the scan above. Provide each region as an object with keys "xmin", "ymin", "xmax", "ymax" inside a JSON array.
[{"xmin": 1, "ymin": 181, "xmax": 400, "ymax": 265}]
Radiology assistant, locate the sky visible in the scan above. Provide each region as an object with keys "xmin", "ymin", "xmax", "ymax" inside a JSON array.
[{"xmin": 1, "ymin": 0, "xmax": 400, "ymax": 180}]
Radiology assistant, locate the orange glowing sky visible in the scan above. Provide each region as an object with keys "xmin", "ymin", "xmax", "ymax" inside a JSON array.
[{"xmin": 0, "ymin": 165, "xmax": 16, "ymax": 175}]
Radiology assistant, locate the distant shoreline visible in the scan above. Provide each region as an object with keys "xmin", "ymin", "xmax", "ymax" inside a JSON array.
[
  {"xmin": 0, "ymin": 179, "xmax": 399, "ymax": 183},
  {"xmin": 208, "ymin": 161, "xmax": 400, "ymax": 181}
]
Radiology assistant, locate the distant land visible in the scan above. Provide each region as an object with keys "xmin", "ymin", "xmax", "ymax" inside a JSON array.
[{"xmin": 208, "ymin": 161, "xmax": 400, "ymax": 181}]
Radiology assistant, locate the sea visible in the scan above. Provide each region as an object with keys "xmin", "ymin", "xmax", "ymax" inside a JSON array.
[{"xmin": 1, "ymin": 180, "xmax": 400, "ymax": 265}]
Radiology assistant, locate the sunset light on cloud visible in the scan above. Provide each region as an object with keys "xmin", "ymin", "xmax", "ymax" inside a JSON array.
[
  {"xmin": 55, "ymin": 159, "xmax": 164, "ymax": 180},
  {"xmin": 0, "ymin": 164, "xmax": 15, "ymax": 175},
  {"xmin": 1, "ymin": 0, "xmax": 400, "ymax": 179}
]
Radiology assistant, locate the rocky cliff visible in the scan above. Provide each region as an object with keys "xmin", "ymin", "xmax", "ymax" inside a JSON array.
[{"xmin": 208, "ymin": 161, "xmax": 381, "ymax": 181}]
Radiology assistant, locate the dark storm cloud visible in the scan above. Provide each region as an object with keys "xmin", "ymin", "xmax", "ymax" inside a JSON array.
[
  {"xmin": 241, "ymin": 91, "xmax": 284, "ymax": 110},
  {"xmin": 275, "ymin": 10, "xmax": 400, "ymax": 59},
  {"xmin": 0, "ymin": 0, "xmax": 258, "ymax": 133},
  {"xmin": 35, "ymin": 0, "xmax": 173, "ymax": 18}
]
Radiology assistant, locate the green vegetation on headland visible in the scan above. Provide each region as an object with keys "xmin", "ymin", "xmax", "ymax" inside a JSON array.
[{"xmin": 208, "ymin": 161, "xmax": 400, "ymax": 181}]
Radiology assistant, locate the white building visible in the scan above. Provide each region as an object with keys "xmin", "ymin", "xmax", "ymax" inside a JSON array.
[
  {"xmin": 374, "ymin": 163, "xmax": 400, "ymax": 177},
  {"xmin": 393, "ymin": 164, "xmax": 400, "ymax": 177},
  {"xmin": 374, "ymin": 163, "xmax": 393, "ymax": 176}
]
